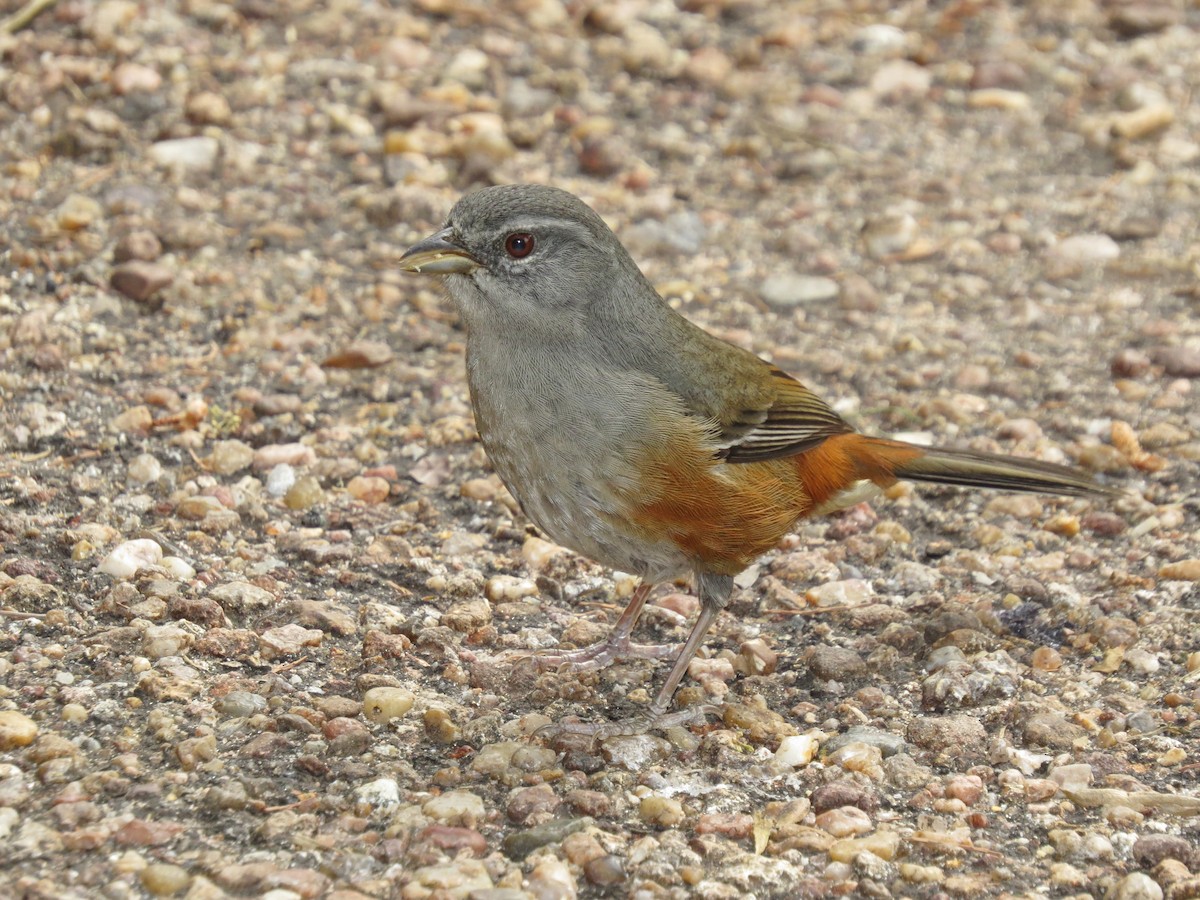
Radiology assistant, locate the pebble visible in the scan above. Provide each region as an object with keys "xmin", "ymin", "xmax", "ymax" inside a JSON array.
[
  {"xmin": 470, "ymin": 741, "xmax": 521, "ymax": 777},
  {"xmin": 485, "ymin": 575, "xmax": 538, "ymax": 602},
  {"xmin": 814, "ymin": 806, "xmax": 872, "ymax": 838},
  {"xmin": 114, "ymin": 230, "xmax": 163, "ymax": 262},
  {"xmin": 774, "ymin": 734, "xmax": 819, "ymax": 768},
  {"xmin": 215, "ymin": 691, "xmax": 268, "ymax": 718},
  {"xmin": 1024, "ymin": 712, "xmax": 1087, "ymax": 748},
  {"xmin": 140, "ymin": 863, "xmax": 191, "ymax": 896},
  {"xmin": 806, "ymin": 579, "xmax": 872, "ymax": 607},
  {"xmin": 1126, "ymin": 648, "xmax": 1160, "ymax": 674},
  {"xmin": 1110, "ymin": 2, "xmax": 1181, "ymax": 35},
  {"xmin": 185, "ymin": 91, "xmax": 232, "ymax": 126},
  {"xmin": 259, "ymin": 624, "xmax": 323, "ymax": 659},
  {"xmin": 1048, "ymin": 764, "xmax": 1093, "ymax": 792},
  {"xmin": 827, "ymin": 830, "xmax": 899, "ymax": 862},
  {"xmin": 1157, "ymin": 747, "xmax": 1187, "ymax": 767},
  {"xmin": 362, "ymin": 687, "xmax": 415, "ymax": 723},
  {"xmin": 405, "ymin": 860, "xmax": 493, "ymax": 898},
  {"xmin": 600, "ymin": 734, "xmax": 672, "ymax": 772},
  {"xmin": 826, "ymin": 742, "xmax": 884, "ymax": 780},
  {"xmin": 527, "ymin": 856, "xmax": 577, "ymax": 900},
  {"xmin": 265, "ymin": 464, "xmax": 296, "ymax": 498},
  {"xmin": 322, "ymin": 340, "xmax": 394, "ymax": 370},
  {"xmin": 640, "ymin": 794, "xmax": 685, "ymax": 828},
  {"xmin": 208, "ymin": 580, "xmax": 275, "ymax": 612},
  {"xmin": 0, "ymin": 711, "xmax": 38, "ymax": 749},
  {"xmin": 114, "ymin": 818, "xmax": 185, "ymax": 846},
  {"xmin": 862, "ymin": 212, "xmax": 917, "ymax": 258},
  {"xmin": 899, "ymin": 862, "xmax": 944, "ymax": 884},
  {"xmin": 1159, "ymin": 560, "xmax": 1200, "ymax": 581},
  {"xmin": 984, "ymin": 493, "xmax": 1043, "ymax": 519},
  {"xmin": 423, "ymin": 790, "xmax": 484, "ymax": 827},
  {"xmin": 346, "ymin": 475, "xmax": 390, "ymax": 504},
  {"xmin": 852, "ymin": 24, "xmax": 907, "ymax": 54},
  {"xmin": 968, "ymin": 88, "xmax": 1031, "ymax": 110},
  {"xmin": 823, "ymin": 726, "xmax": 906, "ymax": 758},
  {"xmin": 625, "ymin": 210, "xmax": 706, "ymax": 256},
  {"xmin": 148, "ymin": 136, "xmax": 219, "ymax": 170},
  {"xmin": 521, "ymin": 535, "xmax": 565, "ymax": 569},
  {"xmin": 584, "ymin": 854, "xmax": 625, "ymax": 886},
  {"xmin": 56, "ymin": 194, "xmax": 102, "ymax": 230},
  {"xmin": 1110, "ymin": 872, "xmax": 1164, "ymax": 900},
  {"xmin": 176, "ymin": 495, "xmax": 226, "ymax": 521},
  {"xmin": 1044, "ymin": 233, "xmax": 1120, "ymax": 277},
  {"xmin": 811, "ymin": 781, "xmax": 877, "ymax": 814},
  {"xmin": 143, "ymin": 624, "xmax": 191, "ymax": 658},
  {"xmin": 806, "ymin": 646, "xmax": 867, "ymax": 681},
  {"xmin": 503, "ymin": 817, "xmax": 592, "ymax": 860},
  {"xmin": 1139, "ymin": 422, "xmax": 1191, "ymax": 448},
  {"xmin": 1132, "ymin": 834, "xmax": 1194, "ymax": 869},
  {"xmin": 110, "ymin": 405, "xmax": 153, "ymax": 433},
  {"xmin": 355, "ymin": 777, "xmax": 401, "ymax": 811},
  {"xmin": 111, "ymin": 261, "xmax": 174, "ymax": 303},
  {"xmin": 284, "ymin": 476, "xmax": 324, "ymax": 510},
  {"xmin": 127, "ymin": 453, "xmax": 164, "ymax": 484},
  {"xmin": 906, "ymin": 715, "xmax": 987, "ymax": 755},
  {"xmin": 208, "ymin": 440, "xmax": 254, "ymax": 475},
  {"xmin": 1151, "ymin": 347, "xmax": 1200, "ymax": 378},
  {"xmin": 759, "ymin": 273, "xmax": 839, "ymax": 309},
  {"xmin": 254, "ymin": 443, "xmax": 317, "ymax": 469},
  {"xmin": 112, "ymin": 62, "xmax": 163, "ymax": 95},
  {"xmin": 99, "ymin": 538, "xmax": 163, "ymax": 578},
  {"xmin": 870, "ymin": 60, "xmax": 932, "ymax": 100},
  {"xmin": 944, "ymin": 774, "xmax": 984, "ymax": 805},
  {"xmin": 1112, "ymin": 104, "xmax": 1175, "ymax": 140}
]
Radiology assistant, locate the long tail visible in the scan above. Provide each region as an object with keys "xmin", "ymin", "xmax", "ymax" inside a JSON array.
[
  {"xmin": 852, "ymin": 436, "xmax": 1116, "ymax": 497},
  {"xmin": 800, "ymin": 434, "xmax": 1117, "ymax": 508}
]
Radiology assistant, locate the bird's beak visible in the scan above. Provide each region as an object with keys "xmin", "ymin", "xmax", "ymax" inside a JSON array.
[{"xmin": 398, "ymin": 227, "xmax": 481, "ymax": 275}]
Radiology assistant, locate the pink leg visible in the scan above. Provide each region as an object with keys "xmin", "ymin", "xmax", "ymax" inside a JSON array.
[
  {"xmin": 550, "ymin": 572, "xmax": 733, "ymax": 738},
  {"xmin": 511, "ymin": 582, "xmax": 678, "ymax": 673}
]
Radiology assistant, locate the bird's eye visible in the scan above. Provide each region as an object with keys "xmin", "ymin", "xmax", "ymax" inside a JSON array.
[{"xmin": 504, "ymin": 232, "xmax": 535, "ymax": 259}]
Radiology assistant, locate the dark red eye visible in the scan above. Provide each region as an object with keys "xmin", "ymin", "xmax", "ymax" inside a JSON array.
[{"xmin": 504, "ymin": 232, "xmax": 535, "ymax": 258}]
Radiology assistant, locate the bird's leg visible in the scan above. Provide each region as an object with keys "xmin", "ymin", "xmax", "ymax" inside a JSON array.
[
  {"xmin": 508, "ymin": 581, "xmax": 677, "ymax": 673},
  {"xmin": 552, "ymin": 572, "xmax": 732, "ymax": 737}
]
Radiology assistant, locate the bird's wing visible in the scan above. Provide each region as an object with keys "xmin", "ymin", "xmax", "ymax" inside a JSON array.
[{"xmin": 716, "ymin": 367, "xmax": 854, "ymax": 463}]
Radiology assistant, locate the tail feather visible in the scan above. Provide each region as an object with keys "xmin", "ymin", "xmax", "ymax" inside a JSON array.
[{"xmin": 879, "ymin": 441, "xmax": 1116, "ymax": 498}]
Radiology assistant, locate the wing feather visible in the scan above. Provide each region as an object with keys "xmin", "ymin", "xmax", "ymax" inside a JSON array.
[{"xmin": 717, "ymin": 368, "xmax": 853, "ymax": 463}]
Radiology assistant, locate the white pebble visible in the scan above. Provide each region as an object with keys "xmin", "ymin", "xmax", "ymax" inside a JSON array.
[
  {"xmin": 160, "ymin": 556, "xmax": 196, "ymax": 581},
  {"xmin": 99, "ymin": 539, "xmax": 163, "ymax": 578},
  {"xmin": 1110, "ymin": 872, "xmax": 1162, "ymax": 900},
  {"xmin": 265, "ymin": 463, "xmax": 296, "ymax": 498},
  {"xmin": 1047, "ymin": 233, "xmax": 1120, "ymax": 266},
  {"xmin": 355, "ymin": 777, "xmax": 401, "ymax": 810},
  {"xmin": 126, "ymin": 453, "xmax": 163, "ymax": 485},
  {"xmin": 422, "ymin": 790, "xmax": 485, "ymax": 826},
  {"xmin": 148, "ymin": 136, "xmax": 218, "ymax": 170},
  {"xmin": 774, "ymin": 734, "xmax": 820, "ymax": 768},
  {"xmin": 1124, "ymin": 648, "xmax": 1160, "ymax": 674}
]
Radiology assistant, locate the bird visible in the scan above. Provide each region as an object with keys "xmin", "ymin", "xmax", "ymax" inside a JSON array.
[{"xmin": 398, "ymin": 184, "xmax": 1116, "ymax": 736}]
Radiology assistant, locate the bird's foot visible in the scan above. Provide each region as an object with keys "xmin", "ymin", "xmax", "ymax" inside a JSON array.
[
  {"xmin": 539, "ymin": 703, "xmax": 721, "ymax": 740},
  {"xmin": 498, "ymin": 633, "xmax": 678, "ymax": 675}
]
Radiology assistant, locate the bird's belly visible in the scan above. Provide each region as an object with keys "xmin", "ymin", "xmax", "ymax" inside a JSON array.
[{"xmin": 479, "ymin": 424, "xmax": 693, "ymax": 583}]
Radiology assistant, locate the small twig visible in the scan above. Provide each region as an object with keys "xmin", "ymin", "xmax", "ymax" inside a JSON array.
[
  {"xmin": 0, "ymin": 609, "xmax": 46, "ymax": 620},
  {"xmin": 1, "ymin": 0, "xmax": 58, "ymax": 34},
  {"xmin": 270, "ymin": 656, "xmax": 309, "ymax": 673}
]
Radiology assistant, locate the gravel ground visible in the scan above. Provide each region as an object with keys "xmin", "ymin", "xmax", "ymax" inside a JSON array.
[{"xmin": 1, "ymin": 1, "xmax": 1199, "ymax": 898}]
